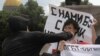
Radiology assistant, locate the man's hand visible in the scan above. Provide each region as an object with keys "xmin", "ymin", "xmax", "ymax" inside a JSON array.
[{"xmin": 58, "ymin": 32, "xmax": 73, "ymax": 41}]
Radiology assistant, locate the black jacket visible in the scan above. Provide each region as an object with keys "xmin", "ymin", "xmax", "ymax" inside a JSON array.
[{"xmin": 2, "ymin": 31, "xmax": 72, "ymax": 56}]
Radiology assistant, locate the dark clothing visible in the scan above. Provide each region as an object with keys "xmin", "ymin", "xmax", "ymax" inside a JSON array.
[
  {"xmin": 95, "ymin": 36, "xmax": 100, "ymax": 44},
  {"xmin": 2, "ymin": 31, "xmax": 72, "ymax": 56}
]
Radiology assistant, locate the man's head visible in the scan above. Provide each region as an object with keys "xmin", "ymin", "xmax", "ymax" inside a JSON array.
[
  {"xmin": 8, "ymin": 16, "xmax": 29, "ymax": 32},
  {"xmin": 63, "ymin": 19, "xmax": 79, "ymax": 36}
]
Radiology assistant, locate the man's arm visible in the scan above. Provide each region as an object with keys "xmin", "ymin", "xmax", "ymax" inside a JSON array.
[{"xmin": 37, "ymin": 31, "xmax": 73, "ymax": 44}]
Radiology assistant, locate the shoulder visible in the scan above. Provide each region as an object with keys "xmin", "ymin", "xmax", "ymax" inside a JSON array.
[
  {"xmin": 25, "ymin": 31, "xmax": 44, "ymax": 36},
  {"xmin": 20, "ymin": 31, "xmax": 45, "ymax": 39}
]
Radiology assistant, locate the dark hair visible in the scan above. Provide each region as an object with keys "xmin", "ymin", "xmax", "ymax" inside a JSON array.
[
  {"xmin": 95, "ymin": 35, "xmax": 100, "ymax": 44},
  {"xmin": 63, "ymin": 19, "xmax": 79, "ymax": 34},
  {"xmin": 8, "ymin": 16, "xmax": 29, "ymax": 32}
]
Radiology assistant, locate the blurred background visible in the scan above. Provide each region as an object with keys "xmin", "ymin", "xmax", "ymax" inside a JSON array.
[{"xmin": 0, "ymin": 0, "xmax": 100, "ymax": 55}]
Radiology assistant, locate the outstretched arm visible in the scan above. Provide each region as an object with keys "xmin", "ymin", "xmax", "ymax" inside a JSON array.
[{"xmin": 36, "ymin": 32, "xmax": 73, "ymax": 44}]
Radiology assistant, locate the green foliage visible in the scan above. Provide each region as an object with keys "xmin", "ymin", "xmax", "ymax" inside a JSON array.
[
  {"xmin": 18, "ymin": 0, "xmax": 46, "ymax": 31},
  {"xmin": 0, "ymin": 11, "xmax": 10, "ymax": 40},
  {"xmin": 81, "ymin": 0, "xmax": 90, "ymax": 5},
  {"xmin": 61, "ymin": 2, "xmax": 66, "ymax": 6},
  {"xmin": 65, "ymin": 0, "xmax": 81, "ymax": 5},
  {"xmin": 0, "ymin": 10, "xmax": 20, "ymax": 41},
  {"xmin": 0, "ymin": 0, "xmax": 46, "ymax": 43},
  {"xmin": 81, "ymin": 0, "xmax": 92, "ymax": 5},
  {"xmin": 61, "ymin": 0, "xmax": 92, "ymax": 6}
]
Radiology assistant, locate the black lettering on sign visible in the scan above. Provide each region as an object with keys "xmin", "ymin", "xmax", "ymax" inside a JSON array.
[
  {"xmin": 70, "ymin": 12, "xmax": 77, "ymax": 20},
  {"xmin": 78, "ymin": 27, "xmax": 86, "ymax": 36},
  {"xmin": 55, "ymin": 20, "xmax": 62, "ymax": 30},
  {"xmin": 93, "ymin": 48, "xmax": 100, "ymax": 51},
  {"xmin": 81, "ymin": 48, "xmax": 93, "ymax": 52},
  {"xmin": 82, "ymin": 16, "xmax": 91, "ymax": 28},
  {"xmin": 75, "ymin": 46, "xmax": 79, "ymax": 51},
  {"xmin": 64, "ymin": 11, "xmax": 70, "ymax": 19},
  {"xmin": 64, "ymin": 45, "xmax": 70, "ymax": 50},
  {"xmin": 71, "ymin": 45, "xmax": 79, "ymax": 51},
  {"xmin": 64, "ymin": 45, "xmax": 80, "ymax": 51},
  {"xmin": 51, "ymin": 7, "xmax": 57, "ymax": 16},
  {"xmin": 88, "ymin": 17, "xmax": 92, "ymax": 28},
  {"xmin": 75, "ymin": 14, "xmax": 83, "ymax": 24},
  {"xmin": 71, "ymin": 45, "xmax": 75, "ymax": 51},
  {"xmin": 59, "ymin": 9, "xmax": 64, "ymax": 18}
]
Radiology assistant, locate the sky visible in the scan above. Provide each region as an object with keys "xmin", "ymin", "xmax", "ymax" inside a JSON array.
[{"xmin": 0, "ymin": 0, "xmax": 100, "ymax": 15}]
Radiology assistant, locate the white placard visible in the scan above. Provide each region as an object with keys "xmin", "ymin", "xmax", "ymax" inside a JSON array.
[
  {"xmin": 61, "ymin": 44, "xmax": 100, "ymax": 56},
  {"xmin": 44, "ymin": 4, "xmax": 94, "ymax": 54}
]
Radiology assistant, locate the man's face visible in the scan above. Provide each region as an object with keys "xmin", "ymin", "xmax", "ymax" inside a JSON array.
[{"xmin": 64, "ymin": 24, "xmax": 77, "ymax": 36}]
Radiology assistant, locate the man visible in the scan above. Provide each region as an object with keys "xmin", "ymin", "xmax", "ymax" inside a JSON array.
[{"xmin": 2, "ymin": 16, "xmax": 73, "ymax": 56}]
